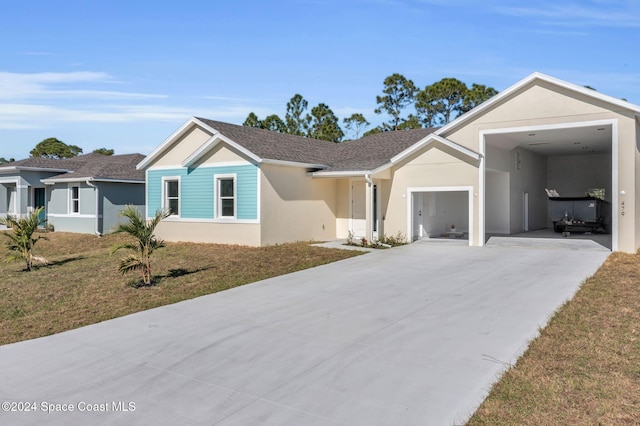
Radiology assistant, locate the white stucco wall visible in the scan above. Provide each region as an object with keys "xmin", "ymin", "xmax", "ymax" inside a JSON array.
[
  {"xmin": 260, "ymin": 164, "xmax": 338, "ymax": 245},
  {"xmin": 384, "ymin": 145, "xmax": 479, "ymax": 244}
]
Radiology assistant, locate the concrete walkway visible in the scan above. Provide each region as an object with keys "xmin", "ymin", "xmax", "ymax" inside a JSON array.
[{"xmin": 0, "ymin": 240, "xmax": 609, "ymax": 425}]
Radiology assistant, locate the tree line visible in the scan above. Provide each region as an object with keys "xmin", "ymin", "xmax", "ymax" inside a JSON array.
[
  {"xmin": 243, "ymin": 94, "xmax": 346, "ymax": 143},
  {"xmin": 1, "ymin": 74, "xmax": 497, "ymax": 162},
  {"xmin": 243, "ymin": 73, "xmax": 498, "ymax": 142},
  {"xmin": 0, "ymin": 138, "xmax": 115, "ymax": 163}
]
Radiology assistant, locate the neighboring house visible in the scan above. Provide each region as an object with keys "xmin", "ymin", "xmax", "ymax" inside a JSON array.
[
  {"xmin": 0, "ymin": 153, "xmax": 145, "ymax": 234},
  {"xmin": 139, "ymin": 72, "xmax": 640, "ymax": 252}
]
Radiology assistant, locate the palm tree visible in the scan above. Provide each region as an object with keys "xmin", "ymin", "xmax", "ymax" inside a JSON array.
[
  {"xmin": 111, "ymin": 205, "xmax": 169, "ymax": 286},
  {"xmin": 0, "ymin": 207, "xmax": 47, "ymax": 271}
]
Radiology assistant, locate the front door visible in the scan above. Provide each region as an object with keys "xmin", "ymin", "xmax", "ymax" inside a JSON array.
[{"xmin": 34, "ymin": 188, "xmax": 46, "ymax": 222}]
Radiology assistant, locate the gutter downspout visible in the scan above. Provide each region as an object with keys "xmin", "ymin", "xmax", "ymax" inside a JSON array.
[
  {"xmin": 85, "ymin": 179, "xmax": 101, "ymax": 236},
  {"xmin": 365, "ymin": 173, "xmax": 374, "ymax": 242}
]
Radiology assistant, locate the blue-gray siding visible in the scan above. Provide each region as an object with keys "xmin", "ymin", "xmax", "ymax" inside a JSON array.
[{"xmin": 147, "ymin": 165, "xmax": 258, "ymax": 220}]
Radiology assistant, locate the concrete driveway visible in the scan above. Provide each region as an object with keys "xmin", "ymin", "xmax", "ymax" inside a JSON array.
[{"xmin": 0, "ymin": 238, "xmax": 609, "ymax": 425}]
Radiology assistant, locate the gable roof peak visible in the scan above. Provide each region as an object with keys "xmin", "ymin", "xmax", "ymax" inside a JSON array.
[
  {"xmin": 436, "ymin": 71, "xmax": 640, "ymax": 137},
  {"xmin": 198, "ymin": 117, "xmax": 339, "ymax": 166}
]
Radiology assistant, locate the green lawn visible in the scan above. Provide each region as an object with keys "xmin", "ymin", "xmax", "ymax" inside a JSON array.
[{"xmin": 0, "ymin": 232, "xmax": 362, "ymax": 346}]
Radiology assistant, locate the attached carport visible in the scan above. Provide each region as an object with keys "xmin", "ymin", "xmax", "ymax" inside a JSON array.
[
  {"xmin": 431, "ymin": 72, "xmax": 640, "ymax": 252},
  {"xmin": 481, "ymin": 120, "xmax": 614, "ymax": 250}
]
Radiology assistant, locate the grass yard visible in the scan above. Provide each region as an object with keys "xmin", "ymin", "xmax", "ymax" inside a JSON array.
[
  {"xmin": 0, "ymin": 232, "xmax": 363, "ymax": 346},
  {"xmin": 467, "ymin": 252, "xmax": 640, "ymax": 425},
  {"xmin": 2, "ymin": 231, "xmax": 639, "ymax": 423}
]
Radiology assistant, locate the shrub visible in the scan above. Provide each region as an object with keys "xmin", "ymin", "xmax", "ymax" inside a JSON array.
[
  {"xmin": 0, "ymin": 207, "xmax": 48, "ymax": 271},
  {"xmin": 346, "ymin": 230, "xmax": 355, "ymax": 245},
  {"xmin": 111, "ymin": 205, "xmax": 169, "ymax": 286},
  {"xmin": 343, "ymin": 231, "xmax": 408, "ymax": 249},
  {"xmin": 377, "ymin": 232, "xmax": 407, "ymax": 247}
]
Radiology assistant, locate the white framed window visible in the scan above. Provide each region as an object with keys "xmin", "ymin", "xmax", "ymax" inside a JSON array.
[
  {"xmin": 70, "ymin": 185, "xmax": 80, "ymax": 214},
  {"xmin": 162, "ymin": 177, "xmax": 180, "ymax": 216},
  {"xmin": 215, "ymin": 174, "xmax": 236, "ymax": 219}
]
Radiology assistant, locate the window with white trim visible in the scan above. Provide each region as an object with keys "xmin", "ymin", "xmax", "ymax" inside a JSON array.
[
  {"xmin": 216, "ymin": 175, "xmax": 236, "ymax": 219},
  {"xmin": 70, "ymin": 186, "xmax": 80, "ymax": 214},
  {"xmin": 164, "ymin": 179, "xmax": 180, "ymax": 216}
]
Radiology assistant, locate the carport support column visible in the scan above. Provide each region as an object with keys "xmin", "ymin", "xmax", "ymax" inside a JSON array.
[
  {"xmin": 479, "ymin": 133, "xmax": 486, "ymax": 247},
  {"xmin": 365, "ymin": 174, "xmax": 374, "ymax": 242}
]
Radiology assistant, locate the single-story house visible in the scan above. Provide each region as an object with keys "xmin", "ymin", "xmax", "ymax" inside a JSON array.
[
  {"xmin": 138, "ymin": 72, "xmax": 640, "ymax": 252},
  {"xmin": 0, "ymin": 153, "xmax": 145, "ymax": 234}
]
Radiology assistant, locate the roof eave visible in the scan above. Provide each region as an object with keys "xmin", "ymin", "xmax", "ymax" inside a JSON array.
[
  {"xmin": 310, "ymin": 170, "xmax": 370, "ymax": 178},
  {"xmin": 89, "ymin": 178, "xmax": 145, "ymax": 184},
  {"xmin": 41, "ymin": 177, "xmax": 84, "ymax": 184},
  {"xmin": 42, "ymin": 176, "xmax": 144, "ymax": 184},
  {"xmin": 262, "ymin": 159, "xmax": 328, "ymax": 169},
  {"xmin": 0, "ymin": 166, "xmax": 71, "ymax": 174}
]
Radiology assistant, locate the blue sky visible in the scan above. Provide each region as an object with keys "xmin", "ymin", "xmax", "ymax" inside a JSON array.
[{"xmin": 1, "ymin": 0, "xmax": 639, "ymax": 160}]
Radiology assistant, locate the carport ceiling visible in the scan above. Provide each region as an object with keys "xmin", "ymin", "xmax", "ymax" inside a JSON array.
[{"xmin": 486, "ymin": 124, "xmax": 612, "ymax": 156}]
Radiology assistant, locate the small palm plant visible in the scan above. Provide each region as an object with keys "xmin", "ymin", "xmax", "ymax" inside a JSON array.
[
  {"xmin": 0, "ymin": 207, "xmax": 48, "ymax": 271},
  {"xmin": 111, "ymin": 205, "xmax": 169, "ymax": 286}
]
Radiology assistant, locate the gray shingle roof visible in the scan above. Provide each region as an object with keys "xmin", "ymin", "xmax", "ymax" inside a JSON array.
[
  {"xmin": 198, "ymin": 118, "xmax": 337, "ymax": 166},
  {"xmin": 2, "ymin": 156, "xmax": 76, "ymax": 170},
  {"xmin": 2, "ymin": 153, "xmax": 145, "ymax": 181},
  {"xmin": 198, "ymin": 118, "xmax": 438, "ymax": 172},
  {"xmin": 330, "ymin": 128, "xmax": 438, "ymax": 171},
  {"xmin": 46, "ymin": 153, "xmax": 146, "ymax": 181}
]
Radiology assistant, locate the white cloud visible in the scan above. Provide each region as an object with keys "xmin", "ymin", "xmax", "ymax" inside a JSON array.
[
  {"xmin": 0, "ymin": 70, "xmax": 285, "ymax": 130},
  {"xmin": 0, "ymin": 103, "xmax": 186, "ymax": 127},
  {"xmin": 0, "ymin": 101, "xmax": 268, "ymax": 130},
  {"xmin": 497, "ymin": 3, "xmax": 640, "ymax": 27},
  {"xmin": 531, "ymin": 29, "xmax": 589, "ymax": 36},
  {"xmin": 0, "ymin": 71, "xmax": 163, "ymax": 100},
  {"xmin": 201, "ymin": 95, "xmax": 269, "ymax": 103},
  {"xmin": 44, "ymin": 90, "xmax": 166, "ymax": 100}
]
